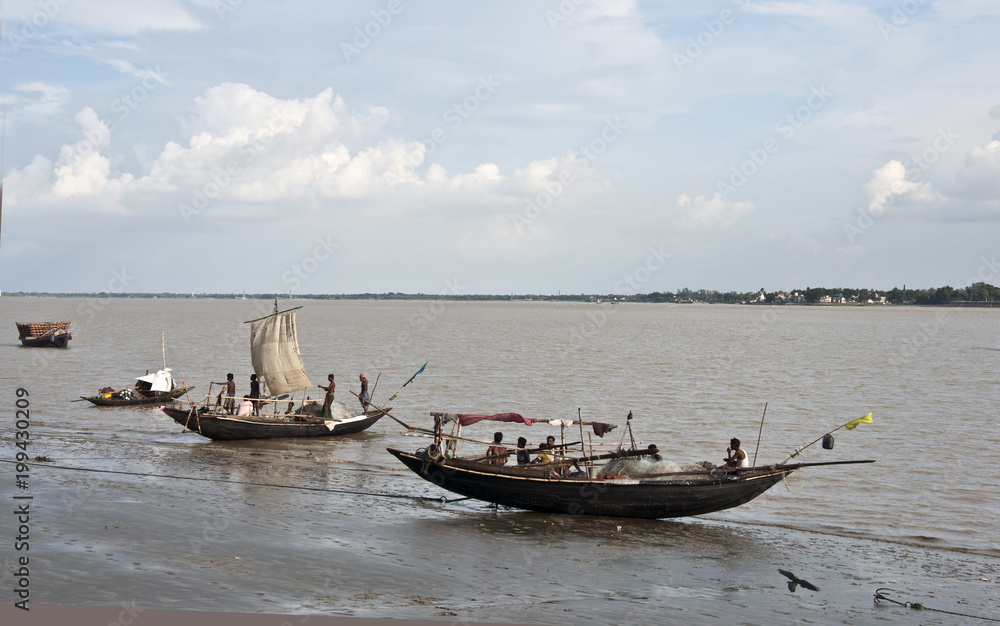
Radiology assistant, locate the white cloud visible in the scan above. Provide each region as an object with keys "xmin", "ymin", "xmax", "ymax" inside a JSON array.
[
  {"xmin": 15, "ymin": 82, "xmax": 70, "ymax": 117},
  {"xmin": 3, "ymin": 0, "xmax": 202, "ymax": 36},
  {"xmin": 745, "ymin": 1, "xmax": 874, "ymax": 24},
  {"xmin": 675, "ymin": 193, "xmax": 754, "ymax": 230},
  {"xmin": 954, "ymin": 140, "xmax": 1000, "ymax": 201},
  {"xmin": 102, "ymin": 59, "xmax": 169, "ymax": 86},
  {"xmin": 5, "ymin": 84, "xmax": 612, "ymax": 223},
  {"xmin": 5, "ymin": 108, "xmax": 133, "ymax": 213},
  {"xmin": 862, "ymin": 160, "xmax": 937, "ymax": 216}
]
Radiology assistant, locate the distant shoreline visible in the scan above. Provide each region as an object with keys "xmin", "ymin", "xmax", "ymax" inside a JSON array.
[{"xmin": 2, "ymin": 291, "xmax": 997, "ymax": 307}]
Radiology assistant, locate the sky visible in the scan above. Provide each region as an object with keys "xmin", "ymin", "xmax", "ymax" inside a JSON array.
[{"xmin": 1, "ymin": 0, "xmax": 999, "ymax": 295}]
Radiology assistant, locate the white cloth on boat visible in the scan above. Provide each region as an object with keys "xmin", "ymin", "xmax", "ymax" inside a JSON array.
[
  {"xmin": 547, "ymin": 419, "xmax": 575, "ymax": 427},
  {"xmin": 136, "ymin": 368, "xmax": 173, "ymax": 392}
]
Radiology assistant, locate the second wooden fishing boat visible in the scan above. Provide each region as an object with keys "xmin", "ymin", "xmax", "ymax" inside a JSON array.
[{"xmin": 387, "ymin": 411, "xmax": 876, "ymax": 519}]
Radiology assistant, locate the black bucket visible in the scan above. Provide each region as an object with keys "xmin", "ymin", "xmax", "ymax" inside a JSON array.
[{"xmin": 822, "ymin": 434, "xmax": 835, "ymax": 450}]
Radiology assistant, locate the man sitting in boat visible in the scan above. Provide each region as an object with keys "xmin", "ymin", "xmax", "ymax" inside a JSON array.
[
  {"xmin": 236, "ymin": 396, "xmax": 254, "ymax": 417},
  {"xmin": 723, "ymin": 438, "xmax": 749, "ymax": 469},
  {"xmin": 515, "ymin": 437, "xmax": 530, "ymax": 465},
  {"xmin": 486, "ymin": 432, "xmax": 509, "ymax": 465},
  {"xmin": 531, "ymin": 442, "xmax": 554, "ymax": 465}
]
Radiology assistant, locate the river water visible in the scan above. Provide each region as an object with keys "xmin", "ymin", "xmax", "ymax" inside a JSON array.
[{"xmin": 1, "ymin": 297, "xmax": 997, "ymax": 624}]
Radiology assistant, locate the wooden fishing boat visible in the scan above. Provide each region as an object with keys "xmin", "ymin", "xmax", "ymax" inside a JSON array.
[
  {"xmin": 161, "ymin": 299, "xmax": 386, "ymax": 441},
  {"xmin": 386, "ymin": 410, "xmax": 875, "ymax": 519},
  {"xmin": 81, "ymin": 335, "xmax": 193, "ymax": 406},
  {"xmin": 17, "ymin": 321, "xmax": 72, "ymax": 347},
  {"xmin": 161, "ymin": 405, "xmax": 385, "ymax": 440},
  {"xmin": 86, "ymin": 387, "xmax": 190, "ymax": 406},
  {"xmin": 81, "ymin": 370, "xmax": 193, "ymax": 406}
]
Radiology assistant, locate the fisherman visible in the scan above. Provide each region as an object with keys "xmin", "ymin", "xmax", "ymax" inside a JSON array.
[
  {"xmin": 212, "ymin": 373, "xmax": 237, "ymax": 414},
  {"xmin": 249, "ymin": 374, "xmax": 261, "ymax": 416},
  {"xmin": 532, "ymin": 442, "xmax": 554, "ymax": 465},
  {"xmin": 723, "ymin": 437, "xmax": 748, "ymax": 469},
  {"xmin": 358, "ymin": 374, "xmax": 370, "ymax": 410},
  {"xmin": 515, "ymin": 437, "xmax": 530, "ymax": 465},
  {"xmin": 646, "ymin": 444, "xmax": 663, "ymax": 462},
  {"xmin": 318, "ymin": 374, "xmax": 335, "ymax": 418},
  {"xmin": 486, "ymin": 432, "xmax": 509, "ymax": 466},
  {"xmin": 545, "ymin": 435, "xmax": 559, "ymax": 459}
]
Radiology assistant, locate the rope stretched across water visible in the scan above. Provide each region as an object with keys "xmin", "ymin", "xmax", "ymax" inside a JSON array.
[
  {"xmin": 0, "ymin": 459, "xmax": 468, "ymax": 503},
  {"xmin": 874, "ymin": 588, "xmax": 1000, "ymax": 622}
]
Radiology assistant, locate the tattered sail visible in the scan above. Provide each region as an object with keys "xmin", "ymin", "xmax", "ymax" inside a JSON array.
[{"xmin": 249, "ymin": 309, "xmax": 311, "ymax": 395}]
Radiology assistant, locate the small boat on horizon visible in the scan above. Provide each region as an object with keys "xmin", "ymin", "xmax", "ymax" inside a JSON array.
[{"xmin": 16, "ymin": 321, "xmax": 73, "ymax": 348}]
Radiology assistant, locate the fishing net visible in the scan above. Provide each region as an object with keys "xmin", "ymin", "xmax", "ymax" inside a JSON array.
[{"xmin": 597, "ymin": 457, "xmax": 711, "ymax": 477}]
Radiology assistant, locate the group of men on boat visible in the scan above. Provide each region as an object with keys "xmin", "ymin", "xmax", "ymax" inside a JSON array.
[
  {"xmin": 482, "ymin": 431, "xmax": 751, "ymax": 472},
  {"xmin": 485, "ymin": 431, "xmax": 563, "ymax": 467},
  {"xmin": 211, "ymin": 371, "xmax": 372, "ymax": 418}
]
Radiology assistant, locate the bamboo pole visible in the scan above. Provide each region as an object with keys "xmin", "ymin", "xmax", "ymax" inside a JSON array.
[
  {"xmin": 780, "ymin": 416, "xmax": 873, "ymax": 464},
  {"xmin": 752, "ymin": 402, "xmax": 768, "ymax": 469},
  {"xmin": 578, "ymin": 408, "xmax": 587, "ymax": 472},
  {"xmin": 367, "ymin": 372, "xmax": 381, "ymax": 408}
]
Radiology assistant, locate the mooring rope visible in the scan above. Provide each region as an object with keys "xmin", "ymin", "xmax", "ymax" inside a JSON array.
[
  {"xmin": 0, "ymin": 458, "xmax": 468, "ymax": 503},
  {"xmin": 874, "ymin": 588, "xmax": 1000, "ymax": 622},
  {"xmin": 780, "ymin": 468, "xmax": 805, "ymax": 493}
]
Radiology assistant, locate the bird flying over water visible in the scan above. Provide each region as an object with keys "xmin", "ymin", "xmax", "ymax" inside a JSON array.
[{"xmin": 778, "ymin": 569, "xmax": 819, "ymax": 592}]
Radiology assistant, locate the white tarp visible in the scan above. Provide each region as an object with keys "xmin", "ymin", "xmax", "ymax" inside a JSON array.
[
  {"xmin": 136, "ymin": 368, "xmax": 174, "ymax": 392},
  {"xmin": 250, "ymin": 310, "xmax": 312, "ymax": 396}
]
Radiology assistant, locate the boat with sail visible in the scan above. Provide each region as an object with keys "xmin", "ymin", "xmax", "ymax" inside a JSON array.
[
  {"xmin": 160, "ymin": 299, "xmax": 386, "ymax": 440},
  {"xmin": 386, "ymin": 408, "xmax": 876, "ymax": 519}
]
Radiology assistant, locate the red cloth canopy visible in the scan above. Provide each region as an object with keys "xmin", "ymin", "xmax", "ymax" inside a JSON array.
[{"xmin": 456, "ymin": 413, "xmax": 535, "ymax": 427}]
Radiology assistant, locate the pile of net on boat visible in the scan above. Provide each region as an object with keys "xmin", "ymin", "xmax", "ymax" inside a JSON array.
[
  {"xmin": 595, "ymin": 456, "xmax": 712, "ymax": 479},
  {"xmin": 295, "ymin": 399, "xmax": 354, "ymax": 421}
]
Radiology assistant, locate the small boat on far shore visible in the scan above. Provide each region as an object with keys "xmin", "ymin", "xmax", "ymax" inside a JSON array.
[{"xmin": 17, "ymin": 321, "xmax": 72, "ymax": 348}]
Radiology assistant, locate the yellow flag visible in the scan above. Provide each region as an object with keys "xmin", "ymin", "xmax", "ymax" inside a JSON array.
[{"xmin": 844, "ymin": 412, "xmax": 874, "ymax": 430}]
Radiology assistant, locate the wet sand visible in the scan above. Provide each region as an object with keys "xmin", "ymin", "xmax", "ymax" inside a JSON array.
[{"xmin": 10, "ymin": 431, "xmax": 999, "ymax": 625}]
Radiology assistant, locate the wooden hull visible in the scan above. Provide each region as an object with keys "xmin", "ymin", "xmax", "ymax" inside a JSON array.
[
  {"xmin": 19, "ymin": 332, "xmax": 72, "ymax": 348},
  {"xmin": 388, "ymin": 448, "xmax": 793, "ymax": 519},
  {"xmin": 82, "ymin": 387, "xmax": 193, "ymax": 407},
  {"xmin": 161, "ymin": 406, "xmax": 384, "ymax": 441}
]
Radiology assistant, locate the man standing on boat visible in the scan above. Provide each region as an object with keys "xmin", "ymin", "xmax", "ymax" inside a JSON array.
[
  {"xmin": 213, "ymin": 373, "xmax": 237, "ymax": 414},
  {"xmin": 319, "ymin": 374, "xmax": 335, "ymax": 418},
  {"xmin": 724, "ymin": 438, "xmax": 749, "ymax": 469},
  {"xmin": 249, "ymin": 374, "xmax": 261, "ymax": 416},
  {"xmin": 486, "ymin": 432, "xmax": 509, "ymax": 465},
  {"xmin": 358, "ymin": 374, "xmax": 369, "ymax": 411}
]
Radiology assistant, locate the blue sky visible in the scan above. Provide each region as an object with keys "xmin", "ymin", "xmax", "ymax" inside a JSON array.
[{"xmin": 1, "ymin": 0, "xmax": 999, "ymax": 295}]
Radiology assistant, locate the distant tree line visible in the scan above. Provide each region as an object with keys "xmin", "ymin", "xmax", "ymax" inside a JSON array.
[
  {"xmin": 794, "ymin": 283, "xmax": 1000, "ymax": 304},
  {"xmin": 5, "ymin": 283, "xmax": 998, "ymax": 304}
]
